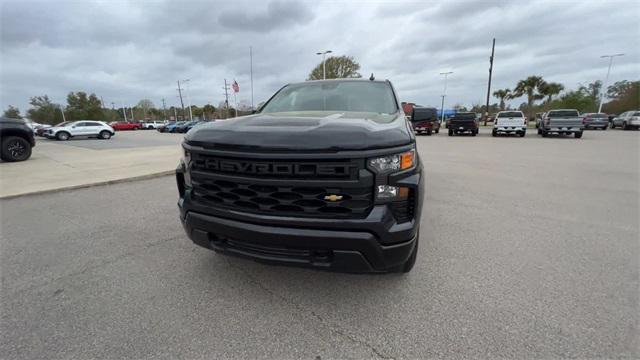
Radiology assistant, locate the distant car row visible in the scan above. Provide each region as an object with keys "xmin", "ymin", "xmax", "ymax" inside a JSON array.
[
  {"xmin": 409, "ymin": 107, "xmax": 639, "ymax": 139},
  {"xmin": 156, "ymin": 120, "xmax": 212, "ymax": 133}
]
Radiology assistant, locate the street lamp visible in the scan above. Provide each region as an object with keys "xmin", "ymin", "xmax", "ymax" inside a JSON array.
[
  {"xmin": 182, "ymin": 79, "xmax": 194, "ymax": 121},
  {"xmin": 598, "ymin": 53, "xmax": 624, "ymax": 113},
  {"xmin": 316, "ymin": 50, "xmax": 333, "ymax": 80},
  {"xmin": 439, "ymin": 71, "xmax": 453, "ymax": 124}
]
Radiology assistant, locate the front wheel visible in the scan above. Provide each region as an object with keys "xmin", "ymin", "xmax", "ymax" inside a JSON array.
[
  {"xmin": 426, "ymin": 130, "xmax": 432, "ymax": 136},
  {"xmin": 99, "ymin": 131, "xmax": 112, "ymax": 140},
  {"xmin": 541, "ymin": 130, "xmax": 548, "ymax": 137},
  {"xmin": 56, "ymin": 131, "xmax": 70, "ymax": 141},
  {"xmin": 435, "ymin": 128, "xmax": 439, "ymax": 134},
  {"xmin": 492, "ymin": 129, "xmax": 497, "ymax": 137},
  {"xmin": 574, "ymin": 131, "xmax": 583, "ymax": 138},
  {"xmin": 1, "ymin": 136, "xmax": 32, "ymax": 162},
  {"xmin": 448, "ymin": 129, "xmax": 453, "ymax": 136},
  {"xmin": 519, "ymin": 131, "xmax": 526, "ymax": 137},
  {"xmin": 623, "ymin": 122, "xmax": 629, "ymax": 130}
]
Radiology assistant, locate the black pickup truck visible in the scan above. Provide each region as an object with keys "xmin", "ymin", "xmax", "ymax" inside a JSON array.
[
  {"xmin": 447, "ymin": 112, "xmax": 479, "ymax": 136},
  {"xmin": 0, "ymin": 118, "xmax": 35, "ymax": 162},
  {"xmin": 176, "ymin": 79, "xmax": 423, "ymax": 273}
]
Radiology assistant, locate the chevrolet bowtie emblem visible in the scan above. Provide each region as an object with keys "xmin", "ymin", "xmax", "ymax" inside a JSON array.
[{"xmin": 324, "ymin": 194, "xmax": 343, "ymax": 202}]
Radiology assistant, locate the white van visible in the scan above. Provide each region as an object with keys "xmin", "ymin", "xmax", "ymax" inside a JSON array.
[{"xmin": 492, "ymin": 111, "xmax": 527, "ymax": 137}]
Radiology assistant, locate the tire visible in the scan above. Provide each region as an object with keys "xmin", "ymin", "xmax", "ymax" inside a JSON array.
[
  {"xmin": 1, "ymin": 136, "xmax": 32, "ymax": 162},
  {"xmin": 519, "ymin": 131, "xmax": 526, "ymax": 137},
  {"xmin": 426, "ymin": 130, "xmax": 432, "ymax": 136},
  {"xmin": 541, "ymin": 130, "xmax": 548, "ymax": 137},
  {"xmin": 401, "ymin": 234, "xmax": 419, "ymax": 273},
  {"xmin": 435, "ymin": 128, "xmax": 439, "ymax": 134},
  {"xmin": 537, "ymin": 128, "xmax": 542, "ymax": 135},
  {"xmin": 574, "ymin": 131, "xmax": 583, "ymax": 138},
  {"xmin": 492, "ymin": 129, "xmax": 497, "ymax": 137},
  {"xmin": 448, "ymin": 129, "xmax": 453, "ymax": 136},
  {"xmin": 99, "ymin": 130, "xmax": 112, "ymax": 140},
  {"xmin": 610, "ymin": 122, "xmax": 615, "ymax": 129},
  {"xmin": 471, "ymin": 131, "xmax": 477, "ymax": 137},
  {"xmin": 623, "ymin": 122, "xmax": 629, "ymax": 130},
  {"xmin": 602, "ymin": 125, "xmax": 607, "ymax": 130},
  {"xmin": 56, "ymin": 131, "xmax": 70, "ymax": 141}
]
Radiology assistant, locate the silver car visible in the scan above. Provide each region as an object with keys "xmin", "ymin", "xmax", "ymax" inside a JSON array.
[
  {"xmin": 582, "ymin": 113, "xmax": 609, "ymax": 130},
  {"xmin": 611, "ymin": 111, "xmax": 640, "ymax": 130}
]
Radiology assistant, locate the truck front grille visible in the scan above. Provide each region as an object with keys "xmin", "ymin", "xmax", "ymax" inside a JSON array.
[{"xmin": 191, "ymin": 176, "xmax": 373, "ymax": 219}]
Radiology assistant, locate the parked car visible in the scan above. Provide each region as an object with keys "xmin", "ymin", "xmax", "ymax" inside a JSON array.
[
  {"xmin": 174, "ymin": 120, "xmax": 202, "ymax": 133},
  {"xmin": 447, "ymin": 112, "xmax": 479, "ymax": 136},
  {"xmin": 611, "ymin": 110, "xmax": 640, "ymax": 130},
  {"xmin": 176, "ymin": 79, "xmax": 423, "ymax": 273},
  {"xmin": 156, "ymin": 121, "xmax": 175, "ymax": 133},
  {"xmin": 0, "ymin": 117, "xmax": 36, "ymax": 162},
  {"xmin": 492, "ymin": 111, "xmax": 527, "ymax": 137},
  {"xmin": 410, "ymin": 107, "xmax": 440, "ymax": 135},
  {"xmin": 582, "ymin": 113, "xmax": 609, "ymax": 130},
  {"xmin": 165, "ymin": 121, "xmax": 185, "ymax": 133},
  {"xmin": 537, "ymin": 109, "xmax": 584, "ymax": 138},
  {"xmin": 109, "ymin": 121, "xmax": 142, "ymax": 131},
  {"xmin": 142, "ymin": 120, "xmax": 166, "ymax": 130},
  {"xmin": 34, "ymin": 124, "xmax": 51, "ymax": 137},
  {"xmin": 45, "ymin": 121, "xmax": 115, "ymax": 140}
]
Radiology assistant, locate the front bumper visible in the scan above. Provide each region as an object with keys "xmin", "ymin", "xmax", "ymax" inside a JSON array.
[
  {"xmin": 177, "ymin": 161, "xmax": 423, "ymax": 273},
  {"xmin": 494, "ymin": 126, "xmax": 526, "ymax": 132}
]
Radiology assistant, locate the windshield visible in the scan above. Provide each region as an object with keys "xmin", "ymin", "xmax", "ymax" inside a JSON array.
[
  {"xmin": 261, "ymin": 81, "xmax": 398, "ymax": 115},
  {"xmin": 498, "ymin": 111, "xmax": 523, "ymax": 118},
  {"xmin": 412, "ymin": 108, "xmax": 437, "ymax": 121},
  {"xmin": 548, "ymin": 110, "xmax": 579, "ymax": 117}
]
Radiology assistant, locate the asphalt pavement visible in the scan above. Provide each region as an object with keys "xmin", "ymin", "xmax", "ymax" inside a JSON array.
[{"xmin": 1, "ymin": 129, "xmax": 638, "ymax": 359}]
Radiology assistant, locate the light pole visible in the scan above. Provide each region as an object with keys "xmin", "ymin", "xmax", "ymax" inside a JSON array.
[
  {"xmin": 598, "ymin": 53, "xmax": 624, "ymax": 113},
  {"xmin": 439, "ymin": 71, "xmax": 453, "ymax": 124},
  {"xmin": 182, "ymin": 79, "xmax": 194, "ymax": 121},
  {"xmin": 58, "ymin": 105, "xmax": 66, "ymax": 122},
  {"xmin": 316, "ymin": 50, "xmax": 332, "ymax": 80}
]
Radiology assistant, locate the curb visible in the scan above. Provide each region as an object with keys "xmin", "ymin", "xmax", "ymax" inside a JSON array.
[{"xmin": 0, "ymin": 170, "xmax": 175, "ymax": 200}]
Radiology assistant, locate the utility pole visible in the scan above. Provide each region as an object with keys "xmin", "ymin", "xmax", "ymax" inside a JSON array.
[
  {"xmin": 161, "ymin": 98, "xmax": 167, "ymax": 120},
  {"xmin": 182, "ymin": 79, "xmax": 193, "ymax": 121},
  {"xmin": 223, "ymin": 79, "xmax": 230, "ymax": 118},
  {"xmin": 177, "ymin": 80, "xmax": 185, "ymax": 119},
  {"xmin": 129, "ymin": 105, "xmax": 134, "ymax": 122},
  {"xmin": 439, "ymin": 71, "xmax": 453, "ymax": 125},
  {"xmin": 58, "ymin": 105, "xmax": 66, "ymax": 122},
  {"xmin": 122, "ymin": 102, "xmax": 127, "ymax": 121},
  {"xmin": 316, "ymin": 50, "xmax": 333, "ymax": 80},
  {"xmin": 250, "ymin": 46, "xmax": 254, "ymax": 110},
  {"xmin": 598, "ymin": 53, "xmax": 624, "ymax": 113},
  {"xmin": 484, "ymin": 38, "xmax": 496, "ymax": 126}
]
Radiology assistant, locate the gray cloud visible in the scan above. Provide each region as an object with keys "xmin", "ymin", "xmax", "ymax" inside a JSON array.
[{"xmin": 1, "ymin": 0, "xmax": 638, "ymax": 114}]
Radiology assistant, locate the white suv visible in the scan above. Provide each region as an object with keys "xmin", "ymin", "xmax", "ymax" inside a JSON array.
[
  {"xmin": 611, "ymin": 111, "xmax": 640, "ymax": 130},
  {"xmin": 45, "ymin": 121, "xmax": 115, "ymax": 140},
  {"xmin": 492, "ymin": 111, "xmax": 527, "ymax": 137}
]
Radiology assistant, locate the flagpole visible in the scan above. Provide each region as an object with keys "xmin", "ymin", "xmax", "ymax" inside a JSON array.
[
  {"xmin": 250, "ymin": 46, "xmax": 254, "ymax": 110},
  {"xmin": 234, "ymin": 91, "xmax": 238, "ymax": 117}
]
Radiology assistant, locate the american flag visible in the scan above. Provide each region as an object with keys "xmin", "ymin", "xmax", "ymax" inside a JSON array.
[{"xmin": 232, "ymin": 80, "xmax": 239, "ymax": 93}]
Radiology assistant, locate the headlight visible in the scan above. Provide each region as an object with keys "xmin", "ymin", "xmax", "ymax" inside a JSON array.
[{"xmin": 368, "ymin": 149, "xmax": 415, "ymax": 174}]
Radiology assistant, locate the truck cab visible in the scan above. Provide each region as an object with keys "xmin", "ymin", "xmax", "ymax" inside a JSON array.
[{"xmin": 447, "ymin": 112, "xmax": 479, "ymax": 136}]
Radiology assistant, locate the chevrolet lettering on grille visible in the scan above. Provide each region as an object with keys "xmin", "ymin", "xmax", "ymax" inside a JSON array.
[{"xmin": 203, "ymin": 158, "xmax": 354, "ymax": 177}]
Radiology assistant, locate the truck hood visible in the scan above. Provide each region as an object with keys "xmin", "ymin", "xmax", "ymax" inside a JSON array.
[{"xmin": 184, "ymin": 112, "xmax": 412, "ymax": 151}]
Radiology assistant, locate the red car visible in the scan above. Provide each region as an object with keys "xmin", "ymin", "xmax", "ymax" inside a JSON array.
[{"xmin": 109, "ymin": 122, "xmax": 142, "ymax": 131}]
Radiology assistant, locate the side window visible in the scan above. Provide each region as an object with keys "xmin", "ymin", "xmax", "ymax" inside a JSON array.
[
  {"xmin": 87, "ymin": 122, "xmax": 102, "ymax": 126},
  {"xmin": 75, "ymin": 122, "xmax": 87, "ymax": 127}
]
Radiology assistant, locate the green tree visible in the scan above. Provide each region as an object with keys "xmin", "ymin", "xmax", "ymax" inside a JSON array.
[
  {"xmin": 27, "ymin": 95, "xmax": 63, "ymax": 125},
  {"xmin": 548, "ymin": 90, "xmax": 596, "ymax": 113},
  {"xmin": 512, "ymin": 76, "xmax": 546, "ymax": 109},
  {"xmin": 308, "ymin": 55, "xmax": 362, "ymax": 80},
  {"xmin": 606, "ymin": 80, "xmax": 635, "ymax": 99},
  {"xmin": 137, "ymin": 99, "xmax": 155, "ymax": 120},
  {"xmin": 3, "ymin": 105, "xmax": 22, "ymax": 119},
  {"xmin": 579, "ymin": 80, "xmax": 602, "ymax": 102},
  {"xmin": 603, "ymin": 80, "xmax": 639, "ymax": 114},
  {"xmin": 492, "ymin": 88, "xmax": 512, "ymax": 110},
  {"xmin": 66, "ymin": 92, "xmax": 103, "ymax": 120},
  {"xmin": 539, "ymin": 82, "xmax": 564, "ymax": 103}
]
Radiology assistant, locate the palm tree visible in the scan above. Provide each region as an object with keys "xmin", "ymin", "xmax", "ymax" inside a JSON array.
[
  {"xmin": 513, "ymin": 76, "xmax": 546, "ymax": 109},
  {"xmin": 492, "ymin": 88, "xmax": 512, "ymax": 110},
  {"xmin": 539, "ymin": 82, "xmax": 565, "ymax": 103}
]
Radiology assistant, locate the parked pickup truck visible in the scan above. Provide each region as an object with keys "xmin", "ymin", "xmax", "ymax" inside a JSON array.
[
  {"xmin": 492, "ymin": 111, "xmax": 527, "ymax": 137},
  {"xmin": 537, "ymin": 109, "xmax": 584, "ymax": 138},
  {"xmin": 176, "ymin": 79, "xmax": 423, "ymax": 273},
  {"xmin": 447, "ymin": 112, "xmax": 478, "ymax": 136},
  {"xmin": 411, "ymin": 107, "xmax": 440, "ymax": 135}
]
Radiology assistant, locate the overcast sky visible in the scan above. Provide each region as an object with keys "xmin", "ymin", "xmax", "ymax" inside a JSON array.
[{"xmin": 1, "ymin": 0, "xmax": 638, "ymax": 114}]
